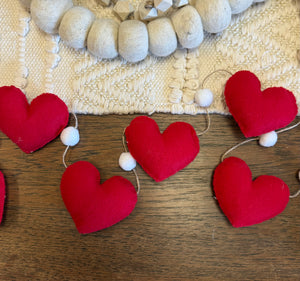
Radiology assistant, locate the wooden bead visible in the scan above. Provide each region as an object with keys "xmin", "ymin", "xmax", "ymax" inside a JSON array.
[
  {"xmin": 118, "ymin": 20, "xmax": 149, "ymax": 63},
  {"xmin": 195, "ymin": 0, "xmax": 231, "ymax": 33},
  {"xmin": 148, "ymin": 17, "xmax": 177, "ymax": 57},
  {"xmin": 138, "ymin": 0, "xmax": 158, "ymax": 21},
  {"xmin": 113, "ymin": 0, "xmax": 134, "ymax": 21},
  {"xmin": 59, "ymin": 7, "xmax": 95, "ymax": 49},
  {"xmin": 154, "ymin": 0, "xmax": 172, "ymax": 13},
  {"xmin": 171, "ymin": 6, "xmax": 203, "ymax": 49},
  {"xmin": 172, "ymin": 0, "xmax": 188, "ymax": 8},
  {"xmin": 87, "ymin": 19, "xmax": 119, "ymax": 59},
  {"xmin": 30, "ymin": 0, "xmax": 73, "ymax": 34},
  {"xmin": 228, "ymin": 0, "xmax": 253, "ymax": 14}
]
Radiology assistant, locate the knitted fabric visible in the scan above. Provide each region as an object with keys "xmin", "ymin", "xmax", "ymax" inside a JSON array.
[{"xmin": 0, "ymin": 0, "xmax": 299, "ymax": 115}]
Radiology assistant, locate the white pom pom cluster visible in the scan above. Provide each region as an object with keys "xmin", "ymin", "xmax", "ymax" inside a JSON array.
[{"xmin": 25, "ymin": 0, "xmax": 266, "ymax": 63}]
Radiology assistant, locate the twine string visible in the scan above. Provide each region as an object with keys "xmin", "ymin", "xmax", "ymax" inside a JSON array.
[
  {"xmin": 201, "ymin": 69, "xmax": 233, "ymax": 89},
  {"xmin": 198, "ymin": 109, "xmax": 211, "ymax": 136},
  {"xmin": 62, "ymin": 113, "xmax": 78, "ymax": 169},
  {"xmin": 197, "ymin": 69, "xmax": 233, "ymax": 137},
  {"xmin": 122, "ymin": 129, "xmax": 141, "ymax": 195}
]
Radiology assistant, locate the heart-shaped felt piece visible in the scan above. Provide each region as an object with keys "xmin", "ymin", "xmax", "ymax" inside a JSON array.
[
  {"xmin": 125, "ymin": 116, "xmax": 200, "ymax": 182},
  {"xmin": 0, "ymin": 171, "xmax": 5, "ymax": 224},
  {"xmin": 213, "ymin": 157, "xmax": 290, "ymax": 227},
  {"xmin": 224, "ymin": 71, "xmax": 298, "ymax": 138},
  {"xmin": 60, "ymin": 161, "xmax": 138, "ymax": 234},
  {"xmin": 0, "ymin": 86, "xmax": 69, "ymax": 153}
]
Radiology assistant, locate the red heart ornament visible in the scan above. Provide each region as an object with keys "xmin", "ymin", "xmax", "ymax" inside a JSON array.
[
  {"xmin": 0, "ymin": 171, "xmax": 5, "ymax": 224},
  {"xmin": 224, "ymin": 71, "xmax": 298, "ymax": 138},
  {"xmin": 213, "ymin": 157, "xmax": 290, "ymax": 227},
  {"xmin": 125, "ymin": 116, "xmax": 200, "ymax": 182},
  {"xmin": 0, "ymin": 86, "xmax": 69, "ymax": 153},
  {"xmin": 60, "ymin": 161, "xmax": 138, "ymax": 234}
]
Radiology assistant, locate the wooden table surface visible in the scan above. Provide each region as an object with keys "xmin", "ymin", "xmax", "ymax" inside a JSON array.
[{"xmin": 0, "ymin": 114, "xmax": 299, "ymax": 280}]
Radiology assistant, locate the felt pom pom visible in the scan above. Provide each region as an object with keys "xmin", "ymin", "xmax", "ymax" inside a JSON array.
[
  {"xmin": 0, "ymin": 86, "xmax": 69, "ymax": 153},
  {"xmin": 259, "ymin": 131, "xmax": 277, "ymax": 147},
  {"xmin": 125, "ymin": 116, "xmax": 200, "ymax": 182},
  {"xmin": 119, "ymin": 152, "xmax": 136, "ymax": 171},
  {"xmin": 60, "ymin": 161, "xmax": 138, "ymax": 234},
  {"xmin": 60, "ymin": 126, "xmax": 80, "ymax": 147},
  {"xmin": 0, "ymin": 171, "xmax": 5, "ymax": 224},
  {"xmin": 213, "ymin": 157, "xmax": 290, "ymax": 227},
  {"xmin": 195, "ymin": 89, "xmax": 214, "ymax": 107}
]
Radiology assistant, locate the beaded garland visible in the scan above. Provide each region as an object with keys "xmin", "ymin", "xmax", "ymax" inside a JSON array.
[{"xmin": 20, "ymin": 0, "xmax": 266, "ymax": 63}]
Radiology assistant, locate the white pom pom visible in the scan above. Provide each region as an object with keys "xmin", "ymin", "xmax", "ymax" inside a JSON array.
[
  {"xmin": 119, "ymin": 152, "xmax": 136, "ymax": 171},
  {"xmin": 60, "ymin": 126, "xmax": 80, "ymax": 146},
  {"xmin": 259, "ymin": 131, "xmax": 278, "ymax": 147},
  {"xmin": 195, "ymin": 89, "xmax": 214, "ymax": 107}
]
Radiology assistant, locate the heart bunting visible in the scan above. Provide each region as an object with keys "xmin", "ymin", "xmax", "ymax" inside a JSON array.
[
  {"xmin": 0, "ymin": 86, "xmax": 69, "ymax": 153},
  {"xmin": 125, "ymin": 116, "xmax": 200, "ymax": 182},
  {"xmin": 60, "ymin": 161, "xmax": 138, "ymax": 234},
  {"xmin": 213, "ymin": 157, "xmax": 290, "ymax": 227},
  {"xmin": 224, "ymin": 71, "xmax": 298, "ymax": 138}
]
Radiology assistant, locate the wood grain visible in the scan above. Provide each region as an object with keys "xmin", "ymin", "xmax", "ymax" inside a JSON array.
[{"xmin": 0, "ymin": 114, "xmax": 299, "ymax": 280}]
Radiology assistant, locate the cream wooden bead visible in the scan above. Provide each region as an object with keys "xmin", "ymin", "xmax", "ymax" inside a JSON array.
[
  {"xmin": 173, "ymin": 0, "xmax": 188, "ymax": 8},
  {"xmin": 171, "ymin": 6, "xmax": 203, "ymax": 49},
  {"xmin": 114, "ymin": 0, "xmax": 134, "ymax": 21},
  {"xmin": 118, "ymin": 20, "xmax": 149, "ymax": 63},
  {"xmin": 59, "ymin": 6, "xmax": 95, "ymax": 49},
  {"xmin": 30, "ymin": 0, "xmax": 73, "ymax": 34},
  {"xmin": 195, "ymin": 0, "xmax": 231, "ymax": 33},
  {"xmin": 138, "ymin": 1, "xmax": 158, "ymax": 21},
  {"xmin": 228, "ymin": 0, "xmax": 253, "ymax": 14},
  {"xmin": 87, "ymin": 19, "xmax": 119, "ymax": 59},
  {"xmin": 19, "ymin": 0, "xmax": 32, "ymax": 9},
  {"xmin": 148, "ymin": 17, "xmax": 177, "ymax": 57}
]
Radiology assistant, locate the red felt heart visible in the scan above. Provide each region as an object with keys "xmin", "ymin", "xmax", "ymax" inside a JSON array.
[
  {"xmin": 0, "ymin": 86, "xmax": 69, "ymax": 153},
  {"xmin": 125, "ymin": 116, "xmax": 200, "ymax": 182},
  {"xmin": 213, "ymin": 157, "xmax": 290, "ymax": 227},
  {"xmin": 0, "ymin": 171, "xmax": 5, "ymax": 224},
  {"xmin": 224, "ymin": 71, "xmax": 298, "ymax": 138},
  {"xmin": 60, "ymin": 161, "xmax": 138, "ymax": 234}
]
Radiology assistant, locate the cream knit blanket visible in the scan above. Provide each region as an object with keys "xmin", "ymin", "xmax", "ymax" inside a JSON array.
[{"xmin": 0, "ymin": 0, "xmax": 299, "ymax": 115}]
